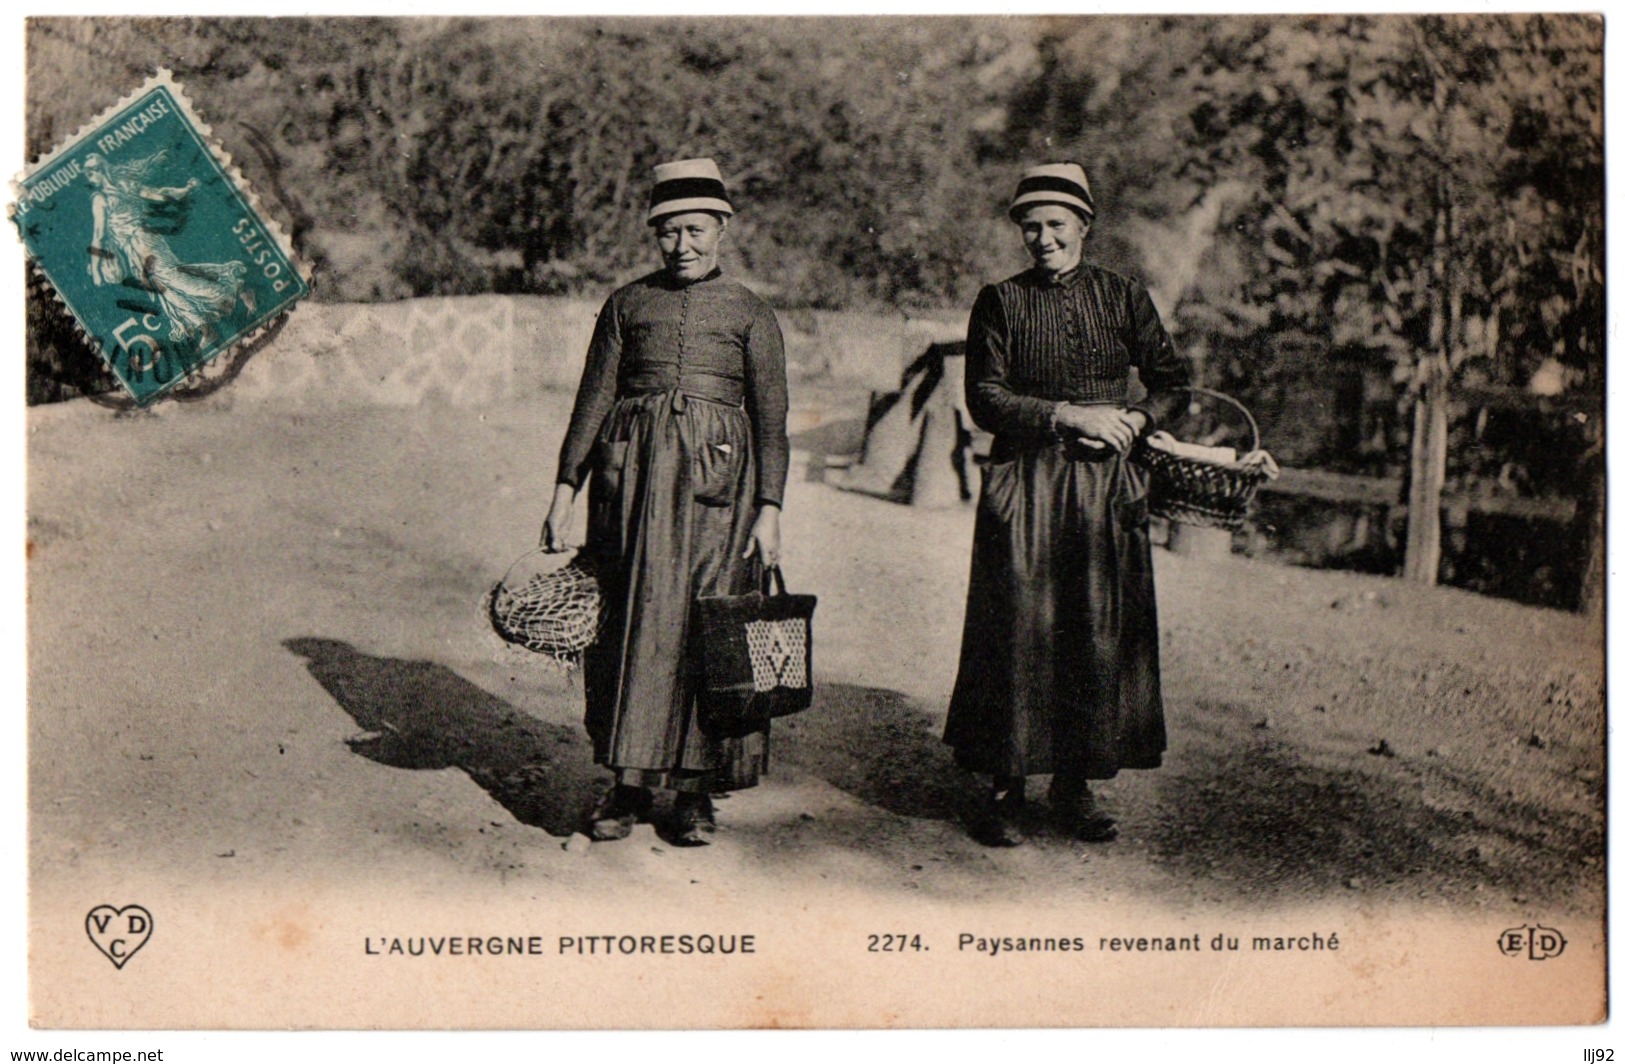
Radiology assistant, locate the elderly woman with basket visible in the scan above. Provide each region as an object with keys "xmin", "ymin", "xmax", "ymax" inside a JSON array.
[
  {"xmin": 542, "ymin": 159, "xmax": 789, "ymax": 847},
  {"xmin": 945, "ymin": 163, "xmax": 1194, "ymax": 847}
]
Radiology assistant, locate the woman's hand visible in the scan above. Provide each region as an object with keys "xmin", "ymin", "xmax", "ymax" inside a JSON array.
[
  {"xmin": 1055, "ymin": 404, "xmax": 1144, "ymax": 452},
  {"xmin": 540, "ymin": 483, "xmax": 578, "ymax": 552},
  {"xmin": 743, "ymin": 504, "xmax": 781, "ymax": 569}
]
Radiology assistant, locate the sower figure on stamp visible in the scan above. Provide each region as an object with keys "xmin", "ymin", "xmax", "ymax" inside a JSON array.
[
  {"xmin": 543, "ymin": 158, "xmax": 789, "ymax": 847},
  {"xmin": 84, "ymin": 151, "xmax": 248, "ymax": 346},
  {"xmin": 945, "ymin": 163, "xmax": 1192, "ymax": 847}
]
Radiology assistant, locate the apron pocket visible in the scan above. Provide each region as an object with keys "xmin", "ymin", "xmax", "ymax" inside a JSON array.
[
  {"xmin": 594, "ymin": 439, "xmax": 630, "ymax": 497},
  {"xmin": 693, "ymin": 439, "xmax": 741, "ymax": 506}
]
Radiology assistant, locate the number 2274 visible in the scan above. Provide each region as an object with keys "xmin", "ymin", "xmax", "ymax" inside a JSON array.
[{"xmin": 867, "ymin": 934, "xmax": 926, "ymax": 952}]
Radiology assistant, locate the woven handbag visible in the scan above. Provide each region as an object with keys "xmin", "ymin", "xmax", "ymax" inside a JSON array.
[
  {"xmin": 1132, "ymin": 386, "xmax": 1272, "ymax": 532},
  {"xmin": 486, "ymin": 548, "xmax": 604, "ymax": 667},
  {"xmin": 694, "ymin": 567, "xmax": 817, "ymax": 739}
]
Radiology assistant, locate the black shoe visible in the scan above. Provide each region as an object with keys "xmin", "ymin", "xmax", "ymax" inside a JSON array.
[
  {"xmin": 586, "ymin": 784, "xmax": 653, "ymax": 841},
  {"xmin": 669, "ymin": 793, "xmax": 717, "ymax": 847},
  {"xmin": 970, "ymin": 783, "xmax": 1027, "ymax": 847},
  {"xmin": 1049, "ymin": 778, "xmax": 1117, "ymax": 842}
]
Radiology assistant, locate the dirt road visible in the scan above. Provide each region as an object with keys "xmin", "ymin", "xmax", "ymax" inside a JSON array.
[{"xmin": 27, "ymin": 390, "xmax": 1605, "ymax": 921}]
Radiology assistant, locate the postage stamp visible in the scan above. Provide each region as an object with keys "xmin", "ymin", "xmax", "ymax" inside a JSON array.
[{"xmin": 14, "ymin": 69, "xmax": 308, "ymax": 405}]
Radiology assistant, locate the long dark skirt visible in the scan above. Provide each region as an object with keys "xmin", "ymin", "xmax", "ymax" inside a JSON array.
[
  {"xmin": 582, "ymin": 391, "xmax": 767, "ymax": 793},
  {"xmin": 944, "ymin": 442, "xmax": 1166, "ymax": 780}
]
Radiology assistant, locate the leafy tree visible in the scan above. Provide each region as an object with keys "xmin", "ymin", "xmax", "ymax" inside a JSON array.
[
  {"xmin": 988, "ymin": 15, "xmax": 1601, "ymax": 584},
  {"xmin": 26, "ymin": 13, "xmax": 1604, "ymax": 594}
]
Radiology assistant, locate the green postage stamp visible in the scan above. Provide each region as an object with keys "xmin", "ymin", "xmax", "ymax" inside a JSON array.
[{"xmin": 14, "ymin": 69, "xmax": 308, "ymax": 404}]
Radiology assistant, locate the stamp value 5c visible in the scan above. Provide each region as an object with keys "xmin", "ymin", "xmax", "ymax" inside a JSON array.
[{"xmin": 15, "ymin": 69, "xmax": 309, "ymax": 404}]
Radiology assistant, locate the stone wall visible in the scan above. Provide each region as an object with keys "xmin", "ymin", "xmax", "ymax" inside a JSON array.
[{"xmin": 225, "ymin": 295, "xmax": 966, "ymax": 407}]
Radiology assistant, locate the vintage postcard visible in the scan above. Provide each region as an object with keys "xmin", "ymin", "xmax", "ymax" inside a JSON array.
[{"xmin": 18, "ymin": 13, "xmax": 1606, "ymax": 1038}]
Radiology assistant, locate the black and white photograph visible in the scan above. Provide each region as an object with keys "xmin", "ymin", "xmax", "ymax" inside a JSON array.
[{"xmin": 14, "ymin": 11, "xmax": 1608, "ymax": 1039}]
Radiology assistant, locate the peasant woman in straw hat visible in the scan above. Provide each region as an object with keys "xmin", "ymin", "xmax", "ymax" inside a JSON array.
[
  {"xmin": 544, "ymin": 159, "xmax": 789, "ymax": 846},
  {"xmin": 944, "ymin": 163, "xmax": 1193, "ymax": 847}
]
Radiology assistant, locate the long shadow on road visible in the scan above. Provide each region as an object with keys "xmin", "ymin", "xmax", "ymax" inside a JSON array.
[
  {"xmin": 277, "ymin": 646, "xmax": 1592, "ymax": 911},
  {"xmin": 774, "ymin": 683, "xmax": 1599, "ymax": 911},
  {"xmin": 773, "ymin": 682, "xmax": 966, "ymax": 822},
  {"xmin": 1143, "ymin": 705, "xmax": 1603, "ymax": 910},
  {"xmin": 284, "ymin": 637, "xmax": 603, "ymax": 837}
]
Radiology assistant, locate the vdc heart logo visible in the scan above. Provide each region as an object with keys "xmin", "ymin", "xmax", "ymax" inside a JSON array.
[{"xmin": 85, "ymin": 904, "xmax": 153, "ymax": 969}]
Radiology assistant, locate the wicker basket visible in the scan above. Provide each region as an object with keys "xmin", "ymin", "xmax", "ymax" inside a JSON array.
[
  {"xmin": 486, "ymin": 548, "xmax": 605, "ymax": 665},
  {"xmin": 1133, "ymin": 386, "xmax": 1270, "ymax": 532}
]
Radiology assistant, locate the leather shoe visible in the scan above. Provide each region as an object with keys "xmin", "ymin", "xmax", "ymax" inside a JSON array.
[
  {"xmin": 586, "ymin": 784, "xmax": 653, "ymax": 841},
  {"xmin": 669, "ymin": 793, "xmax": 717, "ymax": 847},
  {"xmin": 970, "ymin": 784, "xmax": 1026, "ymax": 847},
  {"xmin": 1050, "ymin": 778, "xmax": 1118, "ymax": 842}
]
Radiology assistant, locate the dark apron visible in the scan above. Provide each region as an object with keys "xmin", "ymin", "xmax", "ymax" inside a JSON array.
[
  {"xmin": 945, "ymin": 441, "xmax": 1166, "ymax": 779},
  {"xmin": 582, "ymin": 388, "xmax": 767, "ymax": 792}
]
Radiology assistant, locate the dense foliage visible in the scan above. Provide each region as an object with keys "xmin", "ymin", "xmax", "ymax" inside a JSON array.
[
  {"xmin": 26, "ymin": 16, "xmax": 1603, "ymax": 448},
  {"xmin": 29, "ymin": 17, "xmax": 1600, "ymax": 317},
  {"xmin": 23, "ymin": 16, "xmax": 1604, "ymax": 606}
]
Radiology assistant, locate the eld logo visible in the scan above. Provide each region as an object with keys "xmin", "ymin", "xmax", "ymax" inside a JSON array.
[
  {"xmin": 85, "ymin": 904, "xmax": 153, "ymax": 969},
  {"xmin": 1498, "ymin": 924, "xmax": 1566, "ymax": 961}
]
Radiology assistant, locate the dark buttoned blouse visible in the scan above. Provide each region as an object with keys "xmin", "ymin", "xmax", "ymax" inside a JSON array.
[
  {"xmin": 965, "ymin": 264, "xmax": 1191, "ymax": 445},
  {"xmin": 556, "ymin": 269, "xmax": 789, "ymax": 507}
]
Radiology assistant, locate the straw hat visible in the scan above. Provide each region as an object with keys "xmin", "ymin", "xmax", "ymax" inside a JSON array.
[
  {"xmin": 647, "ymin": 158, "xmax": 734, "ymax": 225},
  {"xmin": 1008, "ymin": 162, "xmax": 1095, "ymax": 222}
]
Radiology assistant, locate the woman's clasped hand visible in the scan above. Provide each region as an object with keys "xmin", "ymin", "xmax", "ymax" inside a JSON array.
[{"xmin": 1054, "ymin": 404, "xmax": 1147, "ymax": 452}]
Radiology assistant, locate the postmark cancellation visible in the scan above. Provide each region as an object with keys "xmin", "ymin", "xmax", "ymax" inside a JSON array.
[{"xmin": 14, "ymin": 69, "xmax": 309, "ymax": 405}]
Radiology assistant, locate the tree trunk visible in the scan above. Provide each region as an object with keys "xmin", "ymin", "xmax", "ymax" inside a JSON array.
[
  {"xmin": 1578, "ymin": 449, "xmax": 1605, "ymax": 620},
  {"xmin": 1405, "ymin": 188, "xmax": 1455, "ymax": 586},
  {"xmin": 1403, "ymin": 361, "xmax": 1449, "ymax": 585}
]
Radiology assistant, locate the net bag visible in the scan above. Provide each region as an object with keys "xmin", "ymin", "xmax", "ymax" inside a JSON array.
[
  {"xmin": 1131, "ymin": 386, "xmax": 1271, "ymax": 532},
  {"xmin": 486, "ymin": 548, "xmax": 605, "ymax": 667}
]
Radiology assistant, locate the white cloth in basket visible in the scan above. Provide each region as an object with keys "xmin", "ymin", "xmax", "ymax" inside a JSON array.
[
  {"xmin": 1145, "ymin": 431, "xmax": 1280, "ymax": 478},
  {"xmin": 1146, "ymin": 431, "xmax": 1237, "ymax": 465}
]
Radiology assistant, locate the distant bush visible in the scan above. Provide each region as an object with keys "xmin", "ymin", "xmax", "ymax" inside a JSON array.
[{"xmin": 25, "ymin": 16, "xmax": 1602, "ymax": 499}]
